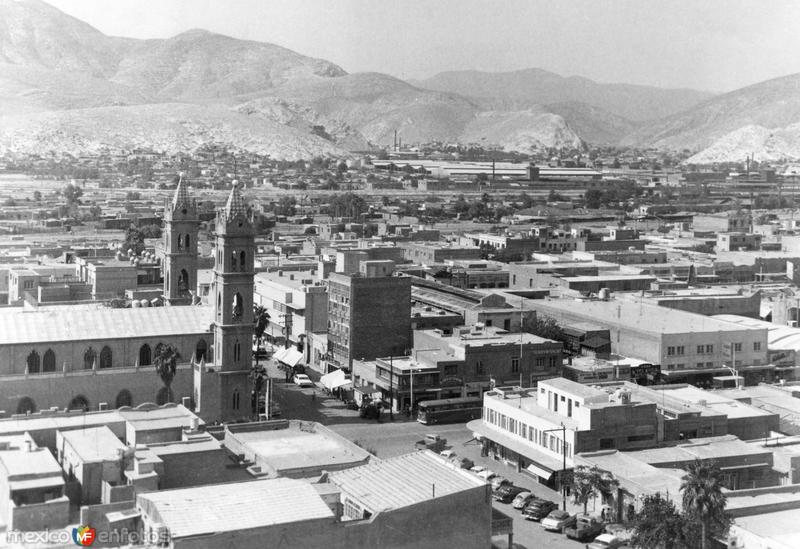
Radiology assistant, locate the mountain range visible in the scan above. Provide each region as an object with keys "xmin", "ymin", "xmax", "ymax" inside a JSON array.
[{"xmin": 2, "ymin": 0, "xmax": 800, "ymax": 161}]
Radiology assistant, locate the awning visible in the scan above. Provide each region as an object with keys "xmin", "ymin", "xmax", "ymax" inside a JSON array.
[
  {"xmin": 320, "ymin": 369, "xmax": 352, "ymax": 390},
  {"xmin": 526, "ymin": 463, "xmax": 555, "ymax": 481},
  {"xmin": 466, "ymin": 420, "xmax": 567, "ymax": 473},
  {"xmin": 274, "ymin": 347, "xmax": 303, "ymax": 368}
]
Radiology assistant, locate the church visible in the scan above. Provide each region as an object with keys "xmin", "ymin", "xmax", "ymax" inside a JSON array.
[{"xmin": 0, "ymin": 180, "xmax": 255, "ymax": 424}]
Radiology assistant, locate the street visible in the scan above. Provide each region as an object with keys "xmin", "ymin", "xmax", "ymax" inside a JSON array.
[{"xmin": 265, "ymin": 362, "xmax": 600, "ymax": 549}]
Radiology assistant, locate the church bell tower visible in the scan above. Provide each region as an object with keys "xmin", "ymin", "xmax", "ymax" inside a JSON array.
[
  {"xmin": 163, "ymin": 174, "xmax": 199, "ymax": 305},
  {"xmin": 194, "ymin": 181, "xmax": 254, "ymax": 422}
]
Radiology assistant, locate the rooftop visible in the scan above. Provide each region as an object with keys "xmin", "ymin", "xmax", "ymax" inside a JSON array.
[
  {"xmin": 60, "ymin": 426, "xmax": 126, "ymax": 462},
  {"xmin": 118, "ymin": 404, "xmax": 202, "ymax": 433},
  {"xmin": 225, "ymin": 421, "xmax": 371, "ymax": 476},
  {"xmin": 0, "ymin": 305, "xmax": 213, "ymax": 345},
  {"xmin": 628, "ymin": 435, "xmax": 772, "ymax": 465},
  {"xmin": 540, "ymin": 377, "xmax": 609, "ymax": 402},
  {"xmin": 0, "ymin": 410, "xmax": 124, "ymax": 438},
  {"xmin": 328, "ymin": 450, "xmax": 485, "ymax": 513},
  {"xmin": 137, "ymin": 478, "xmax": 334, "ymax": 538},
  {"xmin": 533, "ymin": 298, "xmax": 757, "ymax": 335}
]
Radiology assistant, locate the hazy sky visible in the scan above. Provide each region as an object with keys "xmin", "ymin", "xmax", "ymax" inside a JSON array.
[{"xmin": 47, "ymin": 0, "xmax": 800, "ymax": 93}]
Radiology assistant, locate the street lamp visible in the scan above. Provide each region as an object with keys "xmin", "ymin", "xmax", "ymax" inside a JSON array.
[{"xmin": 544, "ymin": 423, "xmax": 568, "ymax": 510}]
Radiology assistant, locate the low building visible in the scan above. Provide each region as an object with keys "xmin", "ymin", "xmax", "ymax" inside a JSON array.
[
  {"xmin": 469, "ymin": 379, "xmax": 658, "ymax": 487},
  {"xmin": 0, "ymin": 433, "xmax": 68, "ymax": 531},
  {"xmin": 56, "ymin": 425, "xmax": 128, "ymax": 505}
]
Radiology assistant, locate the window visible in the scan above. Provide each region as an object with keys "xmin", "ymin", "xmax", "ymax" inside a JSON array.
[
  {"xmin": 697, "ymin": 362, "xmax": 704, "ymax": 369},
  {"xmin": 184, "ymin": 234, "xmax": 190, "ymax": 249},
  {"xmin": 232, "ymin": 292, "xmax": 243, "ymax": 321},
  {"xmin": 535, "ymin": 357, "xmax": 545, "ymax": 368},
  {"xmin": 706, "ymin": 362, "xmax": 714, "ymax": 368},
  {"xmin": 706, "ymin": 345, "xmax": 714, "ymax": 353},
  {"xmin": 667, "ymin": 346, "xmax": 675, "ymax": 356},
  {"xmin": 475, "ymin": 361, "xmax": 484, "ymax": 375},
  {"xmin": 444, "ymin": 364, "xmax": 458, "ymax": 375},
  {"xmin": 234, "ymin": 340, "xmax": 241, "ymax": 362},
  {"xmin": 84, "ymin": 347, "xmax": 96, "ymax": 369},
  {"xmin": 697, "ymin": 345, "xmax": 705, "ymax": 354},
  {"xmin": 23, "ymin": 280, "xmax": 34, "ymax": 289},
  {"xmin": 232, "ymin": 390, "xmax": 240, "ymax": 410},
  {"xmin": 676, "ymin": 346, "xmax": 685, "ymax": 356},
  {"xmin": 240, "ymin": 251, "xmax": 246, "ymax": 271},
  {"xmin": 42, "ymin": 349, "xmax": 56, "ymax": 372},
  {"xmin": 99, "ymin": 346, "xmax": 112, "ymax": 369},
  {"xmin": 676, "ymin": 363, "xmax": 685, "ymax": 369},
  {"xmin": 734, "ymin": 343, "xmax": 742, "ymax": 352},
  {"xmin": 230, "ymin": 250, "xmax": 237, "ymax": 270},
  {"xmin": 753, "ymin": 342, "xmax": 761, "ymax": 351},
  {"xmin": 511, "ymin": 358, "xmax": 520, "ymax": 373},
  {"xmin": 139, "ymin": 344, "xmax": 152, "ymax": 366},
  {"xmin": 26, "ymin": 350, "xmax": 40, "ymax": 374}
]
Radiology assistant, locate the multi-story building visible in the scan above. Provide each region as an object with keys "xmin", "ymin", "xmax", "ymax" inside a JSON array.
[
  {"xmin": 470, "ymin": 379, "xmax": 658, "ymax": 486},
  {"xmin": 693, "ymin": 211, "xmax": 752, "ymax": 235},
  {"xmin": 327, "ymin": 261, "xmax": 411, "ymax": 371},
  {"xmin": 527, "ymin": 296, "xmax": 771, "ymax": 385},
  {"xmin": 254, "ymin": 269, "xmax": 328, "ymax": 369}
]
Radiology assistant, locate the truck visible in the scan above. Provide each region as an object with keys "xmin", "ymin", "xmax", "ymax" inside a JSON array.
[
  {"xmin": 564, "ymin": 514, "xmax": 605, "ymax": 541},
  {"xmin": 415, "ymin": 434, "xmax": 446, "ymax": 452}
]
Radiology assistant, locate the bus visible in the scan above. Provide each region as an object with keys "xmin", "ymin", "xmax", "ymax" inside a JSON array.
[{"xmin": 416, "ymin": 397, "xmax": 483, "ymax": 425}]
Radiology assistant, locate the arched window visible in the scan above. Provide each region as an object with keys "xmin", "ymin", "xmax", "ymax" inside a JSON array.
[
  {"xmin": 84, "ymin": 347, "xmax": 96, "ymax": 370},
  {"xmin": 156, "ymin": 387, "xmax": 171, "ymax": 405},
  {"xmin": 68, "ymin": 395, "xmax": 90, "ymax": 411},
  {"xmin": 232, "ymin": 389, "xmax": 240, "ymax": 410},
  {"xmin": 115, "ymin": 390, "xmax": 133, "ymax": 409},
  {"xmin": 26, "ymin": 350, "xmax": 40, "ymax": 374},
  {"xmin": 139, "ymin": 344, "xmax": 152, "ymax": 366},
  {"xmin": 178, "ymin": 269, "xmax": 189, "ymax": 295},
  {"xmin": 42, "ymin": 349, "xmax": 56, "ymax": 372},
  {"xmin": 166, "ymin": 269, "xmax": 170, "ymax": 291},
  {"xmin": 99, "ymin": 346, "xmax": 112, "ymax": 369},
  {"xmin": 184, "ymin": 234, "xmax": 190, "ymax": 249},
  {"xmin": 232, "ymin": 293, "xmax": 243, "ymax": 321},
  {"xmin": 240, "ymin": 251, "xmax": 246, "ymax": 271},
  {"xmin": 177, "ymin": 234, "xmax": 183, "ymax": 250},
  {"xmin": 196, "ymin": 339, "xmax": 208, "ymax": 362},
  {"xmin": 233, "ymin": 339, "xmax": 241, "ymax": 362},
  {"xmin": 217, "ymin": 292, "xmax": 222, "ymax": 316},
  {"xmin": 16, "ymin": 396, "xmax": 36, "ymax": 415},
  {"xmin": 230, "ymin": 250, "xmax": 237, "ymax": 270}
]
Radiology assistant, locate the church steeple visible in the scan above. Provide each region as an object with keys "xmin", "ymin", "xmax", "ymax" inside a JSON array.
[
  {"xmin": 162, "ymin": 173, "xmax": 199, "ymax": 306},
  {"xmin": 194, "ymin": 181, "xmax": 255, "ymax": 423}
]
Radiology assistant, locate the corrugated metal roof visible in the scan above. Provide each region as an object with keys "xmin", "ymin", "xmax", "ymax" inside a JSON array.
[
  {"xmin": 138, "ymin": 478, "xmax": 334, "ymax": 538},
  {"xmin": 328, "ymin": 451, "xmax": 484, "ymax": 513},
  {"xmin": 0, "ymin": 306, "xmax": 213, "ymax": 345}
]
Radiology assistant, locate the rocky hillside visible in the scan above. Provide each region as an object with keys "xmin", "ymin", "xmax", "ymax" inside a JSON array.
[
  {"xmin": 686, "ymin": 124, "xmax": 800, "ymax": 163},
  {"xmin": 412, "ymin": 68, "xmax": 713, "ymax": 122}
]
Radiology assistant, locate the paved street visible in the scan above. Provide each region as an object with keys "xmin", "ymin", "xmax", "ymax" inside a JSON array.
[{"xmin": 263, "ymin": 360, "xmax": 599, "ymax": 549}]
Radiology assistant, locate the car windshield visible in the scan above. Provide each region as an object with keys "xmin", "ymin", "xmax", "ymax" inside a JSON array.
[{"xmin": 550, "ymin": 511, "xmax": 568, "ymax": 519}]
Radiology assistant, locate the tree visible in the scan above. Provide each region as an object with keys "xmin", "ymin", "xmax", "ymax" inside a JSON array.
[
  {"xmin": 585, "ymin": 188, "xmax": 604, "ymax": 209},
  {"xmin": 528, "ymin": 316, "xmax": 565, "ymax": 342},
  {"xmin": 681, "ymin": 460, "xmax": 730, "ymax": 549},
  {"xmin": 62, "ymin": 183, "xmax": 83, "ymax": 206},
  {"xmin": 569, "ymin": 465, "xmax": 619, "ymax": 515},
  {"xmin": 123, "ymin": 226, "xmax": 146, "ymax": 255},
  {"xmin": 33, "ymin": 190, "xmax": 42, "ymax": 201},
  {"xmin": 631, "ymin": 493, "xmax": 691, "ymax": 549},
  {"xmin": 140, "ymin": 224, "xmax": 163, "ymax": 239},
  {"xmin": 153, "ymin": 343, "xmax": 180, "ymax": 403},
  {"xmin": 275, "ymin": 196, "xmax": 297, "ymax": 217},
  {"xmin": 253, "ymin": 304, "xmax": 271, "ymax": 365}
]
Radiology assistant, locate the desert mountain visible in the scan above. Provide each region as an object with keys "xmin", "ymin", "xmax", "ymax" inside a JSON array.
[
  {"xmin": 623, "ymin": 73, "xmax": 800, "ymax": 154},
  {"xmin": 411, "ymin": 69, "xmax": 713, "ymax": 122}
]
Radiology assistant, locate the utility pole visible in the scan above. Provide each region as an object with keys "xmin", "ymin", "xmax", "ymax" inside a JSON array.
[{"xmin": 544, "ymin": 423, "xmax": 568, "ymax": 510}]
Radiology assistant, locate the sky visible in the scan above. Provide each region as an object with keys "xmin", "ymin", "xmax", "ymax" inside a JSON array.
[{"xmin": 46, "ymin": 0, "xmax": 800, "ymax": 93}]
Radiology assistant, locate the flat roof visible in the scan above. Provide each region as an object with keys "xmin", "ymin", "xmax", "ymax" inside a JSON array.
[
  {"xmin": 540, "ymin": 377, "xmax": 609, "ymax": 401},
  {"xmin": 533, "ymin": 298, "xmax": 758, "ymax": 335},
  {"xmin": 137, "ymin": 478, "xmax": 334, "ymax": 538},
  {"xmin": 0, "ymin": 305, "xmax": 213, "ymax": 345},
  {"xmin": 0, "ymin": 447, "xmax": 63, "ymax": 479},
  {"xmin": 649, "ymin": 385, "xmax": 774, "ymax": 419},
  {"xmin": 0, "ymin": 410, "xmax": 124, "ymax": 438},
  {"xmin": 485, "ymin": 390, "xmax": 582, "ymax": 430},
  {"xmin": 628, "ymin": 435, "xmax": 771, "ymax": 465},
  {"xmin": 118, "ymin": 404, "xmax": 202, "ymax": 432},
  {"xmin": 732, "ymin": 509, "xmax": 800, "ymax": 548},
  {"xmin": 225, "ymin": 421, "xmax": 371, "ymax": 475},
  {"xmin": 576, "ymin": 450, "xmax": 684, "ymax": 502},
  {"xmin": 60, "ymin": 426, "xmax": 125, "ymax": 462},
  {"xmin": 328, "ymin": 450, "xmax": 485, "ymax": 513}
]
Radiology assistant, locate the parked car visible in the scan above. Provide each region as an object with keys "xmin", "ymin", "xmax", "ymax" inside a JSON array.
[
  {"xmin": 292, "ymin": 374, "xmax": 314, "ymax": 387},
  {"xmin": 587, "ymin": 533, "xmax": 627, "ymax": 549},
  {"xmin": 564, "ymin": 514, "xmax": 605, "ymax": 541},
  {"xmin": 522, "ymin": 499, "xmax": 558, "ymax": 521},
  {"xmin": 511, "ymin": 491, "xmax": 534, "ymax": 510},
  {"xmin": 469, "ymin": 465, "xmax": 486, "ymax": 474},
  {"xmin": 476, "ymin": 469, "xmax": 497, "ymax": 481},
  {"xmin": 541, "ymin": 509, "xmax": 576, "ymax": 532},
  {"xmin": 490, "ymin": 476, "xmax": 512, "ymax": 491},
  {"xmin": 344, "ymin": 399, "xmax": 359, "ymax": 410},
  {"xmin": 414, "ymin": 434, "xmax": 446, "ymax": 452},
  {"xmin": 493, "ymin": 485, "xmax": 526, "ymax": 503},
  {"xmin": 456, "ymin": 457, "xmax": 474, "ymax": 470},
  {"xmin": 439, "ymin": 449, "xmax": 456, "ymax": 459}
]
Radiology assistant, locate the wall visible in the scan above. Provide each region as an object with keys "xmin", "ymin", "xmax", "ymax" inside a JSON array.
[
  {"xmin": 0, "ymin": 366, "xmax": 194, "ymax": 418},
  {"xmin": 9, "ymin": 496, "xmax": 70, "ymax": 531},
  {"xmin": 155, "ymin": 448, "xmax": 251, "ymax": 489}
]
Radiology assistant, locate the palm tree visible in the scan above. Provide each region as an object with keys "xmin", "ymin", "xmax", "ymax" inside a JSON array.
[
  {"xmin": 153, "ymin": 342, "xmax": 180, "ymax": 403},
  {"xmin": 253, "ymin": 304, "xmax": 270, "ymax": 366},
  {"xmin": 681, "ymin": 460, "xmax": 729, "ymax": 549}
]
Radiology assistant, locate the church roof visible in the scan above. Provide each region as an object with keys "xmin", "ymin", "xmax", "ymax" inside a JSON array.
[
  {"xmin": 223, "ymin": 181, "xmax": 247, "ymax": 219},
  {"xmin": 171, "ymin": 174, "xmax": 192, "ymax": 212},
  {"xmin": 0, "ymin": 306, "xmax": 213, "ymax": 345}
]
